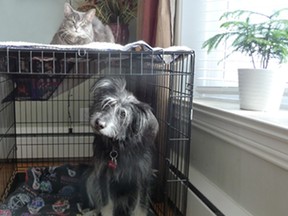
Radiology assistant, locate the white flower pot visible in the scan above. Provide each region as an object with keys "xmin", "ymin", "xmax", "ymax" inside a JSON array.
[{"xmin": 238, "ymin": 68, "xmax": 286, "ymax": 111}]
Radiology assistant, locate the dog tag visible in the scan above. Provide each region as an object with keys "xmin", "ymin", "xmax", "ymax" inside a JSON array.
[
  {"xmin": 108, "ymin": 150, "xmax": 118, "ymax": 170},
  {"xmin": 108, "ymin": 160, "xmax": 117, "ymax": 170}
]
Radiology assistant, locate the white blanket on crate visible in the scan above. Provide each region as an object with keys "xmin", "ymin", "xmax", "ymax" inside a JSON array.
[
  {"xmin": 0, "ymin": 41, "xmax": 193, "ymax": 101},
  {"xmin": 0, "ymin": 40, "xmax": 193, "ymax": 64}
]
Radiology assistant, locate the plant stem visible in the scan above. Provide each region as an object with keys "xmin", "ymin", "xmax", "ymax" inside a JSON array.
[{"xmin": 251, "ymin": 53, "xmax": 256, "ymax": 69}]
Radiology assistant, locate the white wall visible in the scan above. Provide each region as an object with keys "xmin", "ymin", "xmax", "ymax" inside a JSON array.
[
  {"xmin": 189, "ymin": 102, "xmax": 288, "ymax": 216},
  {"xmin": 0, "ymin": 0, "xmax": 67, "ymax": 43}
]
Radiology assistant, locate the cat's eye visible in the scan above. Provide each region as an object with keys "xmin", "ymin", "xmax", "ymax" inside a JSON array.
[{"xmin": 68, "ymin": 19, "xmax": 76, "ymax": 26}]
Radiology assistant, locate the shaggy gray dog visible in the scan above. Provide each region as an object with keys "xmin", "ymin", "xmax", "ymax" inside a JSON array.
[{"xmin": 85, "ymin": 77, "xmax": 159, "ymax": 216}]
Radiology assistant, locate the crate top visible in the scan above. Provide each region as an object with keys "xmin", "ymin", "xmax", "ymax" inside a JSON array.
[{"xmin": 0, "ymin": 40, "xmax": 193, "ymax": 64}]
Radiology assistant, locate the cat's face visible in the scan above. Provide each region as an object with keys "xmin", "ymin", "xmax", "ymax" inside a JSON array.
[{"xmin": 60, "ymin": 3, "xmax": 95, "ymax": 44}]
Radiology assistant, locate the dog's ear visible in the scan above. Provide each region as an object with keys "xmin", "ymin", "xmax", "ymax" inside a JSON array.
[{"xmin": 131, "ymin": 102, "xmax": 159, "ymax": 142}]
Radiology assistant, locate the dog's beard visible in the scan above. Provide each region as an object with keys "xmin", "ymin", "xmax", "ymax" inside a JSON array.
[
  {"xmin": 90, "ymin": 111, "xmax": 129, "ymax": 140},
  {"xmin": 90, "ymin": 113, "xmax": 116, "ymax": 138}
]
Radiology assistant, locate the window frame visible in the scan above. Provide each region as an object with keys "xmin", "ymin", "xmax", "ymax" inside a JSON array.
[{"xmin": 176, "ymin": 0, "xmax": 288, "ymax": 110}]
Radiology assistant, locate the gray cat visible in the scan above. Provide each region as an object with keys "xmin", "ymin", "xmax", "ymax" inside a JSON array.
[{"xmin": 51, "ymin": 3, "xmax": 115, "ymax": 45}]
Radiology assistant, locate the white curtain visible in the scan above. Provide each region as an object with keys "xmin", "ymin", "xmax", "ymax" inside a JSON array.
[{"xmin": 155, "ymin": 0, "xmax": 176, "ymax": 47}]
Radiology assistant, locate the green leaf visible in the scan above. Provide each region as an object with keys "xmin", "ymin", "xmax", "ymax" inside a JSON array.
[{"xmin": 202, "ymin": 8, "xmax": 288, "ymax": 69}]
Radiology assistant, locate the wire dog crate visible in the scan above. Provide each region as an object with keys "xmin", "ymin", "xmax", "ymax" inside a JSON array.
[{"xmin": 0, "ymin": 42, "xmax": 194, "ymax": 216}]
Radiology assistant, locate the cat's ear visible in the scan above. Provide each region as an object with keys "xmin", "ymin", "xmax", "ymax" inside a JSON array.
[
  {"xmin": 64, "ymin": 3, "xmax": 73, "ymax": 17},
  {"xmin": 85, "ymin": 9, "xmax": 96, "ymax": 22}
]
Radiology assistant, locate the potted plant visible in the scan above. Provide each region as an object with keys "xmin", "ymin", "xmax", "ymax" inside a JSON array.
[
  {"xmin": 77, "ymin": 0, "xmax": 138, "ymax": 44},
  {"xmin": 202, "ymin": 9, "xmax": 288, "ymax": 111}
]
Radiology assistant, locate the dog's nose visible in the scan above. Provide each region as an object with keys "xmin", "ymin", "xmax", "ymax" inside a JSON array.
[{"xmin": 95, "ymin": 118, "xmax": 105, "ymax": 129}]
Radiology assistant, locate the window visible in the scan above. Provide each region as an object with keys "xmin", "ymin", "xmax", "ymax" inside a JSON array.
[{"xmin": 178, "ymin": 0, "xmax": 288, "ymax": 107}]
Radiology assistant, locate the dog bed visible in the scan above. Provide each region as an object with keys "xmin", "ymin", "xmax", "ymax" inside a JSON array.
[
  {"xmin": 0, "ymin": 164, "xmax": 156, "ymax": 215},
  {"xmin": 0, "ymin": 164, "xmax": 89, "ymax": 215}
]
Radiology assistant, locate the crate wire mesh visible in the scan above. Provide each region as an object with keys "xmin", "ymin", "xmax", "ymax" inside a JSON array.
[{"xmin": 0, "ymin": 43, "xmax": 194, "ymax": 216}]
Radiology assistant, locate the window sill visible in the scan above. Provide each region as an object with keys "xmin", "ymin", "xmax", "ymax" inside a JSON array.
[
  {"xmin": 194, "ymin": 98, "xmax": 288, "ymax": 129},
  {"xmin": 192, "ymin": 99, "xmax": 288, "ymax": 170}
]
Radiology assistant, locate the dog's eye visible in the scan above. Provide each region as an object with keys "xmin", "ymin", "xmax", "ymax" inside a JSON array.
[{"xmin": 119, "ymin": 110, "xmax": 126, "ymax": 119}]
